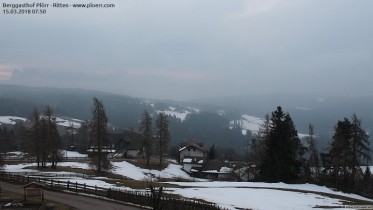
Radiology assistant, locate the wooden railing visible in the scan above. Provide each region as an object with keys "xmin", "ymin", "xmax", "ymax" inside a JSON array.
[{"xmin": 0, "ymin": 172, "xmax": 225, "ymax": 210}]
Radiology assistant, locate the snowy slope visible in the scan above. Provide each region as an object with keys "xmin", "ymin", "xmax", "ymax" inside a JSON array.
[
  {"xmin": 168, "ymin": 182, "xmax": 373, "ymax": 210},
  {"xmin": 3, "ymin": 161, "xmax": 373, "ymax": 210},
  {"xmin": 230, "ymin": 115, "xmax": 264, "ymax": 135},
  {"xmin": 0, "ymin": 116, "xmax": 27, "ymax": 125},
  {"xmin": 230, "ymin": 114, "xmax": 309, "ymax": 137},
  {"xmin": 156, "ymin": 106, "xmax": 199, "ymax": 122},
  {"xmin": 54, "ymin": 117, "xmax": 83, "ymax": 129}
]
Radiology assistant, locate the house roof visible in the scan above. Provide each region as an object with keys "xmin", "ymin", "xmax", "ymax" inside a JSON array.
[
  {"xmin": 179, "ymin": 142, "xmax": 208, "ymax": 153},
  {"xmin": 115, "ymin": 130, "xmax": 144, "ymax": 151},
  {"xmin": 23, "ymin": 182, "xmax": 45, "ymax": 188}
]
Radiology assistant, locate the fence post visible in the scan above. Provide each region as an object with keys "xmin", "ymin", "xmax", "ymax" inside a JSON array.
[
  {"xmin": 67, "ymin": 181, "xmax": 70, "ymax": 190},
  {"xmin": 95, "ymin": 185, "xmax": 97, "ymax": 195},
  {"xmin": 51, "ymin": 179, "xmax": 53, "ymax": 188},
  {"xmin": 84, "ymin": 183, "xmax": 86, "ymax": 192},
  {"xmin": 76, "ymin": 182, "xmax": 78, "ymax": 191}
]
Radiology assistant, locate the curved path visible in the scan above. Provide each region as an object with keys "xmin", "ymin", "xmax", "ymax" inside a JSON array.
[{"xmin": 0, "ymin": 181, "xmax": 146, "ymax": 210}]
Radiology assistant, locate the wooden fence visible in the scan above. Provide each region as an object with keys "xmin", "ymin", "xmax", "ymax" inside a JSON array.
[
  {"xmin": 3, "ymin": 156, "xmax": 89, "ymax": 161},
  {"xmin": 0, "ymin": 172, "xmax": 225, "ymax": 210}
]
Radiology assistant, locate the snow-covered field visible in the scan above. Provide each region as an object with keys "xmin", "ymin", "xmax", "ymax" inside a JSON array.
[
  {"xmin": 167, "ymin": 182, "xmax": 373, "ymax": 210},
  {"xmin": 230, "ymin": 114, "xmax": 310, "ymax": 137},
  {"xmin": 54, "ymin": 117, "xmax": 83, "ymax": 129},
  {"xmin": 2, "ymin": 153, "xmax": 373, "ymax": 210},
  {"xmin": 0, "ymin": 116, "xmax": 27, "ymax": 125},
  {"xmin": 156, "ymin": 106, "xmax": 200, "ymax": 122}
]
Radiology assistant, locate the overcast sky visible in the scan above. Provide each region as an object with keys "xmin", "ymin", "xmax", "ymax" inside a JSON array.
[{"xmin": 1, "ymin": 0, "xmax": 372, "ymax": 100}]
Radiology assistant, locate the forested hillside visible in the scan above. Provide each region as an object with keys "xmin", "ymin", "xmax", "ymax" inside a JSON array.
[{"xmin": 1, "ymin": 84, "xmax": 372, "ymax": 154}]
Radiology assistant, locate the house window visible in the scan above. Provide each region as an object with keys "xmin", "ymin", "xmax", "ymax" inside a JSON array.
[
  {"xmin": 188, "ymin": 148, "xmax": 190, "ymax": 151},
  {"xmin": 193, "ymin": 148, "xmax": 196, "ymax": 151}
]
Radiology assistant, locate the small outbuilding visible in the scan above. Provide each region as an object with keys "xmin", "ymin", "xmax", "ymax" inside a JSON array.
[{"xmin": 23, "ymin": 182, "xmax": 45, "ymax": 203}]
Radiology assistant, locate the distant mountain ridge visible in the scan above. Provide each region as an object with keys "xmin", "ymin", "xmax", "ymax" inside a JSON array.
[{"xmin": 1, "ymin": 84, "xmax": 372, "ymax": 153}]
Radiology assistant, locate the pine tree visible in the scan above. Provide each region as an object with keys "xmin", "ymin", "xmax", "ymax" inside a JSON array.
[
  {"xmin": 260, "ymin": 106, "xmax": 305, "ymax": 182},
  {"xmin": 44, "ymin": 106, "xmax": 61, "ymax": 169},
  {"xmin": 329, "ymin": 118, "xmax": 353, "ymax": 187},
  {"xmin": 75, "ymin": 121, "xmax": 89, "ymax": 153},
  {"xmin": 140, "ymin": 110, "xmax": 153, "ymax": 166},
  {"xmin": 89, "ymin": 97, "xmax": 111, "ymax": 174},
  {"xmin": 350, "ymin": 114, "xmax": 371, "ymax": 177},
  {"xmin": 209, "ymin": 144, "xmax": 216, "ymax": 160},
  {"xmin": 29, "ymin": 107, "xmax": 43, "ymax": 168},
  {"xmin": 156, "ymin": 113, "xmax": 170, "ymax": 166},
  {"xmin": 0, "ymin": 127, "xmax": 10, "ymax": 155}
]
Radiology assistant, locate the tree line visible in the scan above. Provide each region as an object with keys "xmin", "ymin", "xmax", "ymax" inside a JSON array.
[
  {"xmin": 0, "ymin": 97, "xmax": 171, "ymax": 175},
  {"xmin": 248, "ymin": 106, "xmax": 371, "ymax": 196},
  {"xmin": 75, "ymin": 98, "xmax": 171, "ymax": 174}
]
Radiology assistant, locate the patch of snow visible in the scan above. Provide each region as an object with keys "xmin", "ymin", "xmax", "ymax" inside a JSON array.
[
  {"xmin": 217, "ymin": 110, "xmax": 226, "ymax": 116},
  {"xmin": 157, "ymin": 109, "xmax": 190, "ymax": 122},
  {"xmin": 0, "ymin": 116, "xmax": 27, "ymax": 125},
  {"xmin": 54, "ymin": 117, "xmax": 83, "ymax": 129},
  {"xmin": 3, "ymin": 163, "xmax": 38, "ymax": 173},
  {"xmin": 112, "ymin": 161, "xmax": 193, "ymax": 181},
  {"xmin": 156, "ymin": 106, "xmax": 198, "ymax": 122},
  {"xmin": 167, "ymin": 182, "xmax": 373, "ymax": 202},
  {"xmin": 142, "ymin": 100, "xmax": 155, "ymax": 108},
  {"xmin": 220, "ymin": 167, "xmax": 233, "ymax": 173},
  {"xmin": 187, "ymin": 107, "xmax": 200, "ymax": 113},
  {"xmin": 167, "ymin": 182, "xmax": 373, "ymax": 210},
  {"xmin": 179, "ymin": 146, "xmax": 187, "ymax": 152},
  {"xmin": 169, "ymin": 187, "xmax": 352, "ymax": 210},
  {"xmin": 231, "ymin": 114, "xmax": 308, "ymax": 137},
  {"xmin": 58, "ymin": 162, "xmax": 90, "ymax": 169},
  {"xmin": 183, "ymin": 158, "xmax": 192, "ymax": 163},
  {"xmin": 60, "ymin": 150, "xmax": 88, "ymax": 158},
  {"xmin": 230, "ymin": 115, "xmax": 264, "ymax": 135}
]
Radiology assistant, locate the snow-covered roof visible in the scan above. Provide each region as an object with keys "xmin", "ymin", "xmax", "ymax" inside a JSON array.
[{"xmin": 179, "ymin": 146, "xmax": 187, "ymax": 152}]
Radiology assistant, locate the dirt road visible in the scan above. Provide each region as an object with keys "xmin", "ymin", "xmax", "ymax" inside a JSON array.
[{"xmin": 0, "ymin": 181, "xmax": 146, "ymax": 210}]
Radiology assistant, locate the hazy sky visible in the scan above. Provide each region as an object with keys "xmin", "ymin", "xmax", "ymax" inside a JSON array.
[{"xmin": 1, "ymin": 0, "xmax": 372, "ymax": 100}]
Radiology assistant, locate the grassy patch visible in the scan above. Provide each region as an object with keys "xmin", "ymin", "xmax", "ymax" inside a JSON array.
[
  {"xmin": 24, "ymin": 165, "xmax": 96, "ymax": 176},
  {"xmin": 0, "ymin": 189, "xmax": 77, "ymax": 210}
]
